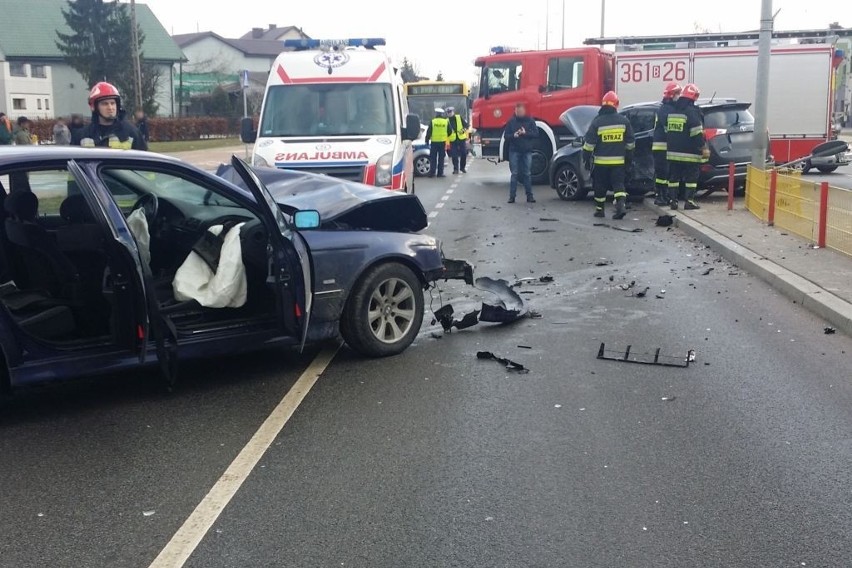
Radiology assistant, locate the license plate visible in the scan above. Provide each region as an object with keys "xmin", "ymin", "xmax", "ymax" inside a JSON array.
[{"xmin": 731, "ymin": 132, "xmax": 754, "ymax": 145}]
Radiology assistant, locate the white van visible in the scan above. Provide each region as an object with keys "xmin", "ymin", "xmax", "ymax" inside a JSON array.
[{"xmin": 241, "ymin": 38, "xmax": 421, "ymax": 192}]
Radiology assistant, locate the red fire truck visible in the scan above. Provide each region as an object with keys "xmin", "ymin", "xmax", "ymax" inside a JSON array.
[{"xmin": 472, "ymin": 31, "xmax": 848, "ymax": 184}]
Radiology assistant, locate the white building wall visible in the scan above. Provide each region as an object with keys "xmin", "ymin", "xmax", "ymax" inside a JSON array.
[
  {"xmin": 181, "ymin": 37, "xmax": 273, "ymax": 74},
  {"xmin": 2, "ymin": 62, "xmax": 54, "ymax": 120}
]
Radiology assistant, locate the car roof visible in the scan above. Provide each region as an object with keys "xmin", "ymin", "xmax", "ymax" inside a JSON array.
[
  {"xmin": 621, "ymin": 98, "xmax": 751, "ymax": 113},
  {"xmin": 0, "ymin": 146, "xmax": 185, "ymax": 168}
]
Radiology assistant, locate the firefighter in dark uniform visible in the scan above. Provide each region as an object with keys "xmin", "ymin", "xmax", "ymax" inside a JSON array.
[
  {"xmin": 652, "ymin": 82, "xmax": 682, "ymax": 205},
  {"xmin": 582, "ymin": 91, "xmax": 635, "ymax": 220},
  {"xmin": 425, "ymin": 107, "xmax": 450, "ymax": 178},
  {"xmin": 71, "ymin": 81, "xmax": 148, "ymax": 150},
  {"xmin": 665, "ymin": 83, "xmax": 707, "ymax": 210}
]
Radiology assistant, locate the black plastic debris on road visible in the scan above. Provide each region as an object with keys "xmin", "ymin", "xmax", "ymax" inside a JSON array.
[
  {"xmin": 594, "ymin": 259, "xmax": 613, "ymax": 266},
  {"xmin": 593, "ymin": 223, "xmax": 644, "ymax": 233},
  {"xmin": 824, "ymin": 327, "xmax": 837, "ymax": 335},
  {"xmin": 539, "ymin": 217, "xmax": 559, "ymax": 222},
  {"xmin": 633, "ymin": 287, "xmax": 650, "ymax": 298},
  {"xmin": 477, "ymin": 351, "xmax": 530, "ymax": 373},
  {"xmin": 532, "ymin": 229, "xmax": 556, "ymax": 233},
  {"xmin": 656, "ymin": 215, "xmax": 675, "ymax": 227},
  {"xmin": 597, "ymin": 342, "xmax": 694, "ymax": 368},
  {"xmin": 539, "ymin": 275, "xmax": 554, "ymax": 283},
  {"xmin": 702, "ymin": 267, "xmax": 714, "ymax": 276}
]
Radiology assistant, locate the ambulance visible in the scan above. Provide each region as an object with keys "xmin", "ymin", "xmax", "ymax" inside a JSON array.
[{"xmin": 241, "ymin": 38, "xmax": 421, "ymax": 192}]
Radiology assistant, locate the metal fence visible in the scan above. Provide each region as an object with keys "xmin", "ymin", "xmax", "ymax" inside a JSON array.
[{"xmin": 745, "ymin": 166, "xmax": 852, "ymax": 258}]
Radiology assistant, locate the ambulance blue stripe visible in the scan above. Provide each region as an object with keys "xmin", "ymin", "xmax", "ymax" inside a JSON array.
[{"xmin": 392, "ymin": 159, "xmax": 405, "ymax": 174}]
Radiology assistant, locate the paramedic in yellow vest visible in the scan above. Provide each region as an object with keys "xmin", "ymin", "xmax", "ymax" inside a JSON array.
[
  {"xmin": 425, "ymin": 107, "xmax": 450, "ymax": 178},
  {"xmin": 446, "ymin": 106, "xmax": 469, "ymax": 174},
  {"xmin": 71, "ymin": 82, "xmax": 148, "ymax": 151}
]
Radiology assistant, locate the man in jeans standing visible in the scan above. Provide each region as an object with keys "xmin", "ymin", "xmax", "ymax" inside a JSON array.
[{"xmin": 503, "ymin": 103, "xmax": 538, "ymax": 203}]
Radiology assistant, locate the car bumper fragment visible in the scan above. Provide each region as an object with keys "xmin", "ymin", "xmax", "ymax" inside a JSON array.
[{"xmin": 433, "ymin": 258, "xmax": 475, "ymax": 286}]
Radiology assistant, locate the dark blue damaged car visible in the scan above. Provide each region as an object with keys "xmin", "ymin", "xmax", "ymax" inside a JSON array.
[{"xmin": 0, "ymin": 148, "xmax": 471, "ymax": 395}]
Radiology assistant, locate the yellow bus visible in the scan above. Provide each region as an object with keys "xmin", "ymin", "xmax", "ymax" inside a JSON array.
[{"xmin": 404, "ymin": 81, "xmax": 470, "ymax": 125}]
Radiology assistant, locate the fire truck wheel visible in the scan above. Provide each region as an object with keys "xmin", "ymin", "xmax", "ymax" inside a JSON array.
[{"xmin": 530, "ymin": 136, "xmax": 552, "ymax": 185}]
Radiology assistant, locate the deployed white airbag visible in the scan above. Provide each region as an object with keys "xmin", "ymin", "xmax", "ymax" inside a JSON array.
[
  {"xmin": 126, "ymin": 208, "xmax": 151, "ymax": 270},
  {"xmin": 173, "ymin": 223, "xmax": 248, "ymax": 308}
]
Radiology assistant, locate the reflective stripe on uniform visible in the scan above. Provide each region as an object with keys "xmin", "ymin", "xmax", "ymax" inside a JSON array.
[
  {"xmin": 684, "ymin": 183, "xmax": 698, "ymax": 189},
  {"xmin": 689, "ymin": 125, "xmax": 704, "ymax": 137},
  {"xmin": 594, "ymin": 156, "xmax": 625, "ymax": 165},
  {"xmin": 582, "ymin": 142, "xmax": 596, "ymax": 152},
  {"xmin": 613, "ymin": 191, "xmax": 628, "ymax": 198},
  {"xmin": 625, "ymin": 142, "xmax": 635, "ymax": 151},
  {"xmin": 666, "ymin": 114, "xmax": 687, "ymax": 132},
  {"xmin": 597, "ymin": 124, "xmax": 626, "ymax": 143},
  {"xmin": 594, "ymin": 197, "xmax": 606, "ymax": 203},
  {"xmin": 667, "ymin": 151, "xmax": 702, "ymax": 163},
  {"xmin": 655, "ymin": 178, "xmax": 668, "ymax": 185},
  {"xmin": 652, "ymin": 142, "xmax": 667, "ymax": 151}
]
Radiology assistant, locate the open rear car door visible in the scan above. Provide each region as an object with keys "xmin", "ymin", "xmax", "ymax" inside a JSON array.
[
  {"xmin": 67, "ymin": 160, "xmax": 178, "ymax": 383},
  {"xmin": 229, "ymin": 157, "xmax": 313, "ymax": 351}
]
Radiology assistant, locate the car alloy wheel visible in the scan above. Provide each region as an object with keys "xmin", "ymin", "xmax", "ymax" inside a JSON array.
[
  {"xmin": 555, "ymin": 164, "xmax": 581, "ymax": 200},
  {"xmin": 414, "ymin": 156, "xmax": 431, "ymax": 176},
  {"xmin": 368, "ymin": 277, "xmax": 417, "ymax": 344}
]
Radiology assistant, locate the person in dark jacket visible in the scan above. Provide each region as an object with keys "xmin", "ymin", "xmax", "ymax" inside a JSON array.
[
  {"xmin": 71, "ymin": 81, "xmax": 147, "ymax": 151},
  {"xmin": 424, "ymin": 107, "xmax": 450, "ymax": 178},
  {"xmin": 665, "ymin": 83, "xmax": 707, "ymax": 210},
  {"xmin": 582, "ymin": 91, "xmax": 635, "ymax": 219},
  {"xmin": 503, "ymin": 103, "xmax": 538, "ymax": 203},
  {"xmin": 69, "ymin": 114, "xmax": 86, "ymax": 140},
  {"xmin": 652, "ymin": 82, "xmax": 682, "ymax": 205},
  {"xmin": 0, "ymin": 112, "xmax": 13, "ymax": 145},
  {"xmin": 134, "ymin": 109, "xmax": 150, "ymax": 144}
]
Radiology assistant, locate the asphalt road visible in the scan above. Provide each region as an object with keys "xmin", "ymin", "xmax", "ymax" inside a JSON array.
[{"xmin": 2, "ymin": 156, "xmax": 852, "ymax": 567}]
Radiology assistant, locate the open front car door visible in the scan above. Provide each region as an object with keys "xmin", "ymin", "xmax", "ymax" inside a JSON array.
[{"xmin": 230, "ymin": 156, "xmax": 313, "ymax": 350}]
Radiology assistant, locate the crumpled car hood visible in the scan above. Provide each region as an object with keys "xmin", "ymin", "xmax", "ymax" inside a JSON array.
[
  {"xmin": 559, "ymin": 105, "xmax": 600, "ymax": 137},
  {"xmin": 216, "ymin": 164, "xmax": 427, "ymax": 232}
]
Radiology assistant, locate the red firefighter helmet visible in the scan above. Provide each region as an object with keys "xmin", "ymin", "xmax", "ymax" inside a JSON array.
[
  {"xmin": 663, "ymin": 82, "xmax": 682, "ymax": 98},
  {"xmin": 681, "ymin": 83, "xmax": 700, "ymax": 101},
  {"xmin": 602, "ymin": 91, "xmax": 619, "ymax": 107},
  {"xmin": 88, "ymin": 82, "xmax": 122, "ymax": 111}
]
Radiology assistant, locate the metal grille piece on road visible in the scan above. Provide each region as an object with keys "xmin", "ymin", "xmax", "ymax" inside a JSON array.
[{"xmin": 596, "ymin": 342, "xmax": 694, "ymax": 368}]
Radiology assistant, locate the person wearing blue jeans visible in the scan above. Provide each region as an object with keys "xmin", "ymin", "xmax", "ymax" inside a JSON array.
[{"xmin": 503, "ymin": 103, "xmax": 538, "ymax": 203}]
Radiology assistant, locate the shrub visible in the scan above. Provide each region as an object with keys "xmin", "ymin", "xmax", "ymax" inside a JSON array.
[{"xmin": 27, "ymin": 116, "xmax": 255, "ymax": 143}]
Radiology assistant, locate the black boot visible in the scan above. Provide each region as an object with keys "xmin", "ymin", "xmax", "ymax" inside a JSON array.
[{"xmin": 612, "ymin": 196, "xmax": 627, "ymax": 220}]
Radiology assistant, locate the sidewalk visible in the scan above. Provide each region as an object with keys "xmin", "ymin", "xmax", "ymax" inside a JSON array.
[
  {"xmin": 163, "ymin": 144, "xmax": 249, "ymax": 171},
  {"xmin": 647, "ymin": 195, "xmax": 852, "ymax": 335}
]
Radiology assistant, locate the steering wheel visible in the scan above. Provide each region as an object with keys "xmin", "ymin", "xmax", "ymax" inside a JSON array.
[{"xmin": 131, "ymin": 193, "xmax": 159, "ymax": 224}]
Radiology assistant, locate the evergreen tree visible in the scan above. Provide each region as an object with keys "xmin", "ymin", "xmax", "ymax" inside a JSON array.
[
  {"xmin": 56, "ymin": 0, "xmax": 159, "ymax": 115},
  {"xmin": 400, "ymin": 58, "xmax": 420, "ymax": 83}
]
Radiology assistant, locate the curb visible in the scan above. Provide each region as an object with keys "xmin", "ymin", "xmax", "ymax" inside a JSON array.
[{"xmin": 647, "ymin": 203, "xmax": 852, "ymax": 337}]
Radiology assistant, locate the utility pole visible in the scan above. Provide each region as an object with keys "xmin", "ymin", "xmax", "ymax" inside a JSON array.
[
  {"xmin": 545, "ymin": 0, "xmax": 549, "ymax": 50},
  {"xmin": 130, "ymin": 0, "xmax": 143, "ymax": 111},
  {"xmin": 600, "ymin": 0, "xmax": 606, "ymax": 38},
  {"xmin": 751, "ymin": 0, "xmax": 773, "ymax": 168}
]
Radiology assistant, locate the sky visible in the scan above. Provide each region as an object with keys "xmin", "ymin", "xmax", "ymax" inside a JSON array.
[{"xmin": 140, "ymin": 0, "xmax": 847, "ymax": 82}]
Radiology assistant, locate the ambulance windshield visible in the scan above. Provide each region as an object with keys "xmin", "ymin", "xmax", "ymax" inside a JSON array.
[{"xmin": 259, "ymin": 84, "xmax": 395, "ymax": 137}]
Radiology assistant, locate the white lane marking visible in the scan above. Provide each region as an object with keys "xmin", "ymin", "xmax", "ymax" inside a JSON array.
[
  {"xmin": 428, "ymin": 211, "xmax": 439, "ymax": 218},
  {"xmin": 446, "ymin": 189, "xmax": 454, "ymax": 194},
  {"xmin": 450, "ymin": 184, "xmax": 459, "ymax": 189},
  {"xmin": 148, "ymin": 345, "xmax": 340, "ymax": 568},
  {"xmin": 441, "ymin": 195, "xmax": 450, "ymax": 201},
  {"xmin": 435, "ymin": 202, "xmax": 445, "ymax": 209}
]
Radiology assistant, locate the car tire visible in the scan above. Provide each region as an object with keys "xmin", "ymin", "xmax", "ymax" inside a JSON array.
[
  {"xmin": 414, "ymin": 155, "xmax": 431, "ymax": 177},
  {"xmin": 816, "ymin": 165, "xmax": 838, "ymax": 174},
  {"xmin": 553, "ymin": 163, "xmax": 587, "ymax": 201},
  {"xmin": 530, "ymin": 137, "xmax": 552, "ymax": 185},
  {"xmin": 802, "ymin": 160, "xmax": 812, "ymax": 174},
  {"xmin": 340, "ymin": 262, "xmax": 424, "ymax": 358}
]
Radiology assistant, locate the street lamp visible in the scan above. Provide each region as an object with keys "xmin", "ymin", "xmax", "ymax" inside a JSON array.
[{"xmin": 600, "ymin": 0, "xmax": 606, "ymax": 38}]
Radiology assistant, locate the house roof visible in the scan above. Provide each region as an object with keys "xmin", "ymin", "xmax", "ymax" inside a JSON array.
[
  {"xmin": 239, "ymin": 25, "xmax": 307, "ymax": 41},
  {"xmin": 174, "ymin": 30, "xmax": 307, "ymax": 57},
  {"xmin": 0, "ymin": 0, "xmax": 185, "ymax": 62}
]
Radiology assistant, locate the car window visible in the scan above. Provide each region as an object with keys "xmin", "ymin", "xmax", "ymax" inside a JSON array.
[
  {"xmin": 627, "ymin": 109, "xmax": 656, "ymax": 133},
  {"xmin": 703, "ymin": 108, "xmax": 755, "ymax": 129},
  {"xmin": 0, "ymin": 168, "xmax": 73, "ymax": 217},
  {"xmin": 482, "ymin": 61, "xmax": 522, "ymax": 96},
  {"xmin": 100, "ymin": 169, "xmax": 244, "ymax": 209},
  {"xmin": 547, "ymin": 57, "xmax": 584, "ymax": 91}
]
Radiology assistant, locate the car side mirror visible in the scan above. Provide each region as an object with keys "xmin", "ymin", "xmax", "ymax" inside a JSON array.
[
  {"xmin": 403, "ymin": 114, "xmax": 421, "ymax": 141},
  {"xmin": 293, "ymin": 210, "xmax": 321, "ymax": 230},
  {"xmin": 240, "ymin": 117, "xmax": 257, "ymax": 144},
  {"xmin": 571, "ymin": 137, "xmax": 584, "ymax": 147}
]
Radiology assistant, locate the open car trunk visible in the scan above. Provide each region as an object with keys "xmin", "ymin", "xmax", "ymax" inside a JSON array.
[{"xmin": 216, "ymin": 165, "xmax": 427, "ymax": 232}]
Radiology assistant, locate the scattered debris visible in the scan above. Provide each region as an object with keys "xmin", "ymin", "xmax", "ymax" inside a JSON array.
[
  {"xmin": 620, "ymin": 280, "xmax": 637, "ymax": 291},
  {"xmin": 634, "ymin": 287, "xmax": 650, "ymax": 298},
  {"xmin": 539, "ymin": 275, "xmax": 554, "ymax": 283},
  {"xmin": 518, "ymin": 345, "xmax": 532, "ymax": 349},
  {"xmin": 824, "ymin": 327, "xmax": 837, "ymax": 335},
  {"xmin": 597, "ymin": 342, "xmax": 694, "ymax": 368},
  {"xmin": 593, "ymin": 222, "xmax": 644, "ymax": 233},
  {"xmin": 539, "ymin": 217, "xmax": 559, "ymax": 222},
  {"xmin": 661, "ymin": 396, "xmax": 676, "ymax": 402},
  {"xmin": 594, "ymin": 259, "xmax": 613, "ymax": 266},
  {"xmin": 454, "ymin": 234, "xmax": 473, "ymax": 242},
  {"xmin": 608, "ymin": 275, "xmax": 615, "ymax": 282},
  {"xmin": 532, "ymin": 229, "xmax": 556, "ymax": 233},
  {"xmin": 429, "ymin": 332, "xmax": 443, "ymax": 339},
  {"xmin": 143, "ymin": 511, "xmax": 156, "ymax": 517},
  {"xmin": 702, "ymin": 267, "xmax": 714, "ymax": 276},
  {"xmin": 656, "ymin": 215, "xmax": 675, "ymax": 227},
  {"xmin": 476, "ymin": 351, "xmax": 530, "ymax": 373},
  {"xmin": 554, "ymin": 404, "xmax": 562, "ymax": 408}
]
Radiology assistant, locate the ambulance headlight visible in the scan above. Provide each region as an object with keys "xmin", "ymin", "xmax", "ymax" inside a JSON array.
[
  {"xmin": 375, "ymin": 152, "xmax": 394, "ymax": 187},
  {"xmin": 253, "ymin": 154, "xmax": 270, "ymax": 168}
]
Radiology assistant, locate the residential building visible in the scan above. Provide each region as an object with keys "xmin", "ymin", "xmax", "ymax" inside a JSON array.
[
  {"xmin": 0, "ymin": 0, "xmax": 186, "ymax": 119},
  {"xmin": 172, "ymin": 25, "xmax": 309, "ymax": 115}
]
